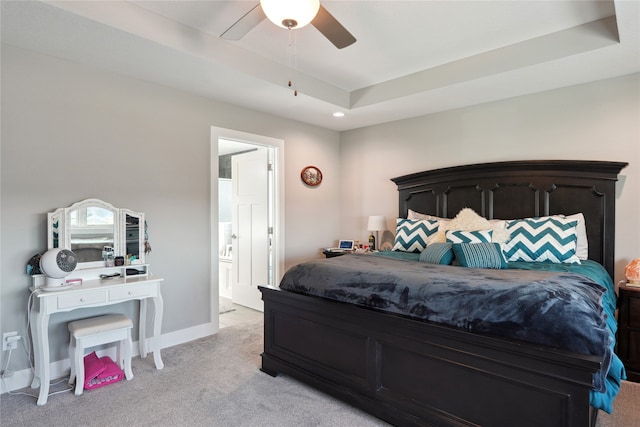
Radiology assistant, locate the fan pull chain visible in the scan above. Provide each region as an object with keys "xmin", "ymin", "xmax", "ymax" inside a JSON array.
[
  {"xmin": 294, "ymin": 29, "xmax": 298, "ymax": 96},
  {"xmin": 287, "ymin": 27, "xmax": 298, "ymax": 96},
  {"xmin": 287, "ymin": 28, "xmax": 292, "ymax": 89}
]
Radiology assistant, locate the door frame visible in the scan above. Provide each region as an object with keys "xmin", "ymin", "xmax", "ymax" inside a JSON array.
[{"xmin": 210, "ymin": 127, "xmax": 285, "ymax": 329}]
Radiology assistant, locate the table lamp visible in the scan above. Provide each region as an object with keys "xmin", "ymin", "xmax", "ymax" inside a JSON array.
[{"xmin": 367, "ymin": 215, "xmax": 386, "ymax": 251}]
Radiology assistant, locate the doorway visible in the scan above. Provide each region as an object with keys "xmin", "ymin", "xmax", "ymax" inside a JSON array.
[{"xmin": 210, "ymin": 127, "xmax": 284, "ymax": 328}]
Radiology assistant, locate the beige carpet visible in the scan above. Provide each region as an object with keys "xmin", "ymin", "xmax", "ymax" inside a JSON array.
[
  {"xmin": 1, "ymin": 317, "xmax": 638, "ymax": 426},
  {"xmin": 0, "ymin": 319, "xmax": 388, "ymax": 427},
  {"xmin": 597, "ymin": 380, "xmax": 640, "ymax": 427}
]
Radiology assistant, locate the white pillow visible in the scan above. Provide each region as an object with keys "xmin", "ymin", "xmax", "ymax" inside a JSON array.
[
  {"xmin": 408, "ymin": 209, "xmax": 440, "ymax": 221},
  {"xmin": 562, "ymin": 213, "xmax": 588, "ymax": 260}
]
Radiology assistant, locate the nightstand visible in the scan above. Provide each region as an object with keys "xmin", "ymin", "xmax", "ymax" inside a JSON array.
[{"xmin": 617, "ymin": 282, "xmax": 640, "ymax": 382}]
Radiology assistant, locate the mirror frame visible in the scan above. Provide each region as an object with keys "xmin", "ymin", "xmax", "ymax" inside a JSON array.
[{"xmin": 48, "ymin": 198, "xmax": 145, "ymax": 269}]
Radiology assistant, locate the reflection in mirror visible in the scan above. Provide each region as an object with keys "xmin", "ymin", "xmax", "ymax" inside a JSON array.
[
  {"xmin": 125, "ymin": 214, "xmax": 140, "ymax": 259},
  {"xmin": 69, "ymin": 207, "xmax": 115, "ymax": 263},
  {"xmin": 47, "ymin": 199, "xmax": 145, "ymax": 269}
]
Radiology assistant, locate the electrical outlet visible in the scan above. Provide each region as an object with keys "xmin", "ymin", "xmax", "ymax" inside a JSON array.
[{"xmin": 3, "ymin": 332, "xmax": 20, "ymax": 351}]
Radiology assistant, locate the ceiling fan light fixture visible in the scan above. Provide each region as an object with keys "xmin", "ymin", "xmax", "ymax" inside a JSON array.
[{"xmin": 260, "ymin": 0, "xmax": 320, "ymax": 29}]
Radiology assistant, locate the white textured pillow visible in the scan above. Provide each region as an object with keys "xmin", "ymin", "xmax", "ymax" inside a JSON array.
[
  {"xmin": 488, "ymin": 219, "xmax": 511, "ymax": 245},
  {"xmin": 427, "ymin": 208, "xmax": 510, "ymax": 245}
]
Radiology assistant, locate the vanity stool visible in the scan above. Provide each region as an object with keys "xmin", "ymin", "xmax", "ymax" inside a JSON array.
[{"xmin": 68, "ymin": 314, "xmax": 134, "ymax": 395}]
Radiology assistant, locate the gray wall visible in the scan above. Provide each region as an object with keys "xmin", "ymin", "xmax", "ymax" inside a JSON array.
[
  {"xmin": 340, "ymin": 73, "xmax": 640, "ymax": 283},
  {"xmin": 0, "ymin": 44, "xmax": 341, "ymax": 373}
]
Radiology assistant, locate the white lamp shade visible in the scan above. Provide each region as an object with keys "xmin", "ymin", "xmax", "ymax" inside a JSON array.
[
  {"xmin": 367, "ymin": 216, "xmax": 387, "ymax": 232},
  {"xmin": 260, "ymin": 0, "xmax": 320, "ymax": 29}
]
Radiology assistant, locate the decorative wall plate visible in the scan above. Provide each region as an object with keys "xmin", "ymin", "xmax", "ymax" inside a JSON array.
[{"xmin": 301, "ymin": 166, "xmax": 323, "ymax": 186}]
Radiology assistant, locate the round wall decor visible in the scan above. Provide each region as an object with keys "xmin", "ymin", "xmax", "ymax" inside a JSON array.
[{"xmin": 300, "ymin": 166, "xmax": 323, "ymax": 186}]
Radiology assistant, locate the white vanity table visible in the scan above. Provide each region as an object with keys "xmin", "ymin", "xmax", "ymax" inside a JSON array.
[
  {"xmin": 30, "ymin": 199, "xmax": 164, "ymax": 405},
  {"xmin": 30, "ymin": 267, "xmax": 164, "ymax": 405}
]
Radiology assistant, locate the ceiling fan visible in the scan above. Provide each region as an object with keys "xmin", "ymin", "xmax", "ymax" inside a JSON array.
[{"xmin": 221, "ymin": 0, "xmax": 356, "ymax": 49}]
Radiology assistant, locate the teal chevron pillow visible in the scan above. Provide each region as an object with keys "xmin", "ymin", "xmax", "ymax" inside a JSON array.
[
  {"xmin": 452, "ymin": 243, "xmax": 508, "ymax": 269},
  {"xmin": 445, "ymin": 229, "xmax": 492, "ymax": 244},
  {"xmin": 503, "ymin": 217, "xmax": 580, "ymax": 264},
  {"xmin": 419, "ymin": 243, "xmax": 454, "ymax": 265},
  {"xmin": 392, "ymin": 219, "xmax": 438, "ymax": 253}
]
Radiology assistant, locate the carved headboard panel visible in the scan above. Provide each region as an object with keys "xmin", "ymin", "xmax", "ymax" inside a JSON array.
[{"xmin": 391, "ymin": 160, "xmax": 628, "ymax": 278}]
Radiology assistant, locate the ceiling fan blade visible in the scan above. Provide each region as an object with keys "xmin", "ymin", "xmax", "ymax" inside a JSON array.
[
  {"xmin": 311, "ymin": 5, "xmax": 356, "ymax": 49},
  {"xmin": 220, "ymin": 3, "xmax": 266, "ymax": 40}
]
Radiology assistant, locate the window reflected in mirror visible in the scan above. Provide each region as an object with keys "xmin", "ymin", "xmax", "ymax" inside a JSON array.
[
  {"xmin": 69, "ymin": 207, "xmax": 115, "ymax": 263},
  {"xmin": 70, "ymin": 207, "xmax": 114, "ymax": 226}
]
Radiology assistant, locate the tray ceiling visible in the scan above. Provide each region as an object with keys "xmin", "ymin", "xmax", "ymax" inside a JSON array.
[{"xmin": 2, "ymin": 1, "xmax": 638, "ymax": 131}]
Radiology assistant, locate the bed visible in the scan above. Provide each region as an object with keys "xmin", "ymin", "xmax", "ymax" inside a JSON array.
[{"xmin": 259, "ymin": 160, "xmax": 628, "ymax": 427}]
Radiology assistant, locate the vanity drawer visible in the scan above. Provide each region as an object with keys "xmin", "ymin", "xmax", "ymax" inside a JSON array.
[
  {"xmin": 110, "ymin": 284, "xmax": 151, "ymax": 301},
  {"xmin": 58, "ymin": 290, "xmax": 108, "ymax": 309}
]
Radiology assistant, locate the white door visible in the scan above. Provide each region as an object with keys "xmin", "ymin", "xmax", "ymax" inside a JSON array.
[{"xmin": 231, "ymin": 148, "xmax": 269, "ymax": 311}]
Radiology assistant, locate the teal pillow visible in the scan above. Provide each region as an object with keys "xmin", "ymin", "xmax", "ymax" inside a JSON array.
[
  {"xmin": 419, "ymin": 243, "xmax": 454, "ymax": 265},
  {"xmin": 446, "ymin": 229, "xmax": 493, "ymax": 244},
  {"xmin": 452, "ymin": 243, "xmax": 508, "ymax": 269},
  {"xmin": 393, "ymin": 219, "xmax": 439, "ymax": 253},
  {"xmin": 503, "ymin": 217, "xmax": 580, "ymax": 264}
]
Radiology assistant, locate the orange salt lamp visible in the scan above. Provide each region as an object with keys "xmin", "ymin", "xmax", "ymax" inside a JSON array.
[{"xmin": 625, "ymin": 258, "xmax": 640, "ymax": 285}]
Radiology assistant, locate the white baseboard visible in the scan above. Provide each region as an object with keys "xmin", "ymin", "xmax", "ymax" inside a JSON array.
[
  {"xmin": 158, "ymin": 320, "xmax": 218, "ymax": 350},
  {"xmin": 0, "ymin": 321, "xmax": 218, "ymax": 394}
]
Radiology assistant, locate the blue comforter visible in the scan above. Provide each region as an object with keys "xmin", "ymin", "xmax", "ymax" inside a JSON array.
[
  {"xmin": 507, "ymin": 260, "xmax": 625, "ymax": 413},
  {"xmin": 278, "ymin": 253, "xmax": 625, "ymax": 413}
]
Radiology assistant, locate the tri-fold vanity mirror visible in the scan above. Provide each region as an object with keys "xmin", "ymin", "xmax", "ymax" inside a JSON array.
[{"xmin": 48, "ymin": 199, "xmax": 145, "ymax": 269}]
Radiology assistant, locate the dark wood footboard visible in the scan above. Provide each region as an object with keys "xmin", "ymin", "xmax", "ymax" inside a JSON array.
[{"xmin": 260, "ymin": 285, "xmax": 601, "ymax": 427}]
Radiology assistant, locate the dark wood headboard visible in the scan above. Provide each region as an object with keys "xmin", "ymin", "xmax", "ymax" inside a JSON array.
[{"xmin": 392, "ymin": 160, "xmax": 628, "ymax": 278}]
